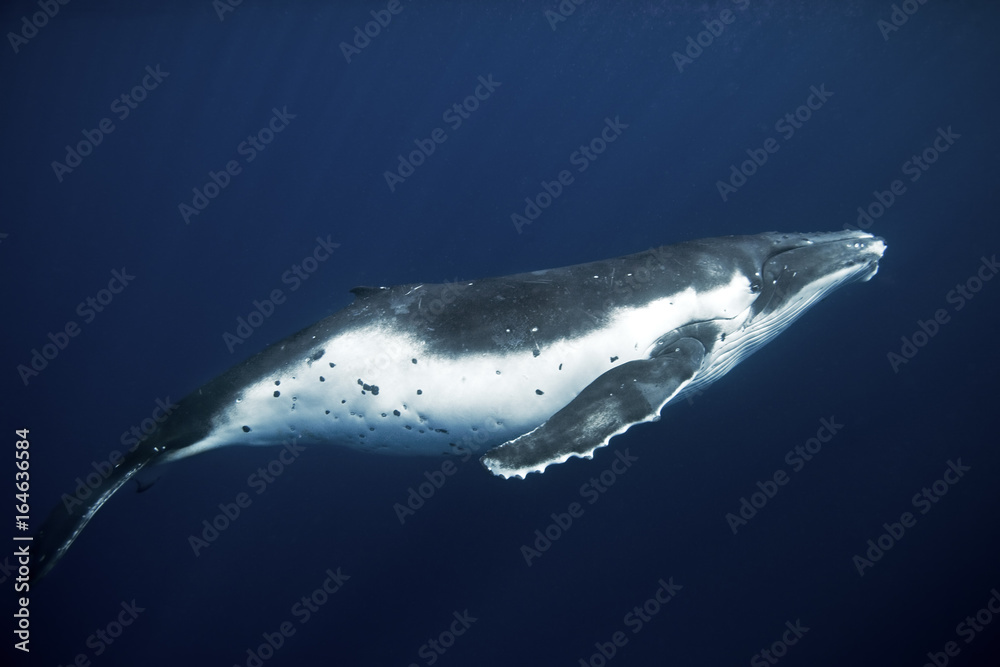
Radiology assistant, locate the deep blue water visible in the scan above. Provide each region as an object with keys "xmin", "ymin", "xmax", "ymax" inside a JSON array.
[{"xmin": 3, "ymin": 1, "xmax": 1000, "ymax": 666}]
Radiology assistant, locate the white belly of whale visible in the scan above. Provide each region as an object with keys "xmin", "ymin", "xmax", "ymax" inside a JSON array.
[
  {"xmin": 209, "ymin": 274, "xmax": 754, "ymax": 458},
  {"xmin": 212, "ymin": 326, "xmax": 629, "ymax": 456}
]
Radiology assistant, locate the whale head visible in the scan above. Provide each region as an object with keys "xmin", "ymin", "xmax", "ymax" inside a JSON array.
[{"xmin": 674, "ymin": 230, "xmax": 886, "ymax": 390}]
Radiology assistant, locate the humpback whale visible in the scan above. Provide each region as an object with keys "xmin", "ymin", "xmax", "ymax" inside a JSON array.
[{"xmin": 32, "ymin": 230, "xmax": 885, "ymax": 579}]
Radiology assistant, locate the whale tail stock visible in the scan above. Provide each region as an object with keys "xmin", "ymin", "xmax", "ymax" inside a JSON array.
[
  {"xmin": 30, "ymin": 394, "xmax": 218, "ymax": 582},
  {"xmin": 30, "ymin": 440, "xmax": 165, "ymax": 582}
]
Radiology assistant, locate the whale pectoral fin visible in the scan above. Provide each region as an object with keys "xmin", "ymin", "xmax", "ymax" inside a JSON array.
[{"xmin": 481, "ymin": 338, "xmax": 705, "ymax": 479}]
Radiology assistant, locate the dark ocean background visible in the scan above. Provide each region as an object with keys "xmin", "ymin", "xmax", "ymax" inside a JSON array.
[{"xmin": 3, "ymin": 1, "xmax": 999, "ymax": 666}]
